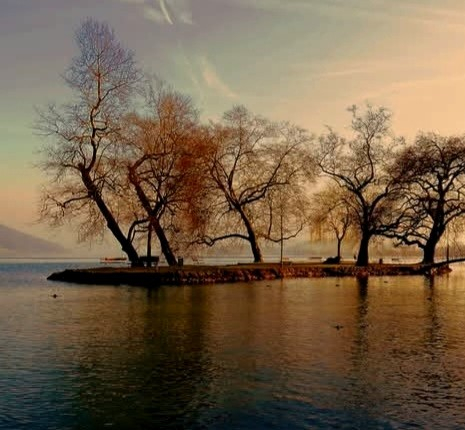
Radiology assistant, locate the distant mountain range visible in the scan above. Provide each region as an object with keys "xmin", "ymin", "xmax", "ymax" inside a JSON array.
[{"xmin": 0, "ymin": 224, "xmax": 66, "ymax": 257}]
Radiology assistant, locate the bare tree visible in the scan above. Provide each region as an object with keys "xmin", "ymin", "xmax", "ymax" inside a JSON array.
[
  {"xmin": 310, "ymin": 186, "xmax": 354, "ymax": 261},
  {"xmin": 262, "ymin": 183, "xmax": 309, "ymax": 247},
  {"xmin": 201, "ymin": 106, "xmax": 311, "ymax": 262},
  {"xmin": 317, "ymin": 105, "xmax": 404, "ymax": 266},
  {"xmin": 122, "ymin": 82, "xmax": 211, "ymax": 265},
  {"xmin": 389, "ymin": 133, "xmax": 465, "ymax": 264},
  {"xmin": 36, "ymin": 19, "xmax": 143, "ymax": 264}
]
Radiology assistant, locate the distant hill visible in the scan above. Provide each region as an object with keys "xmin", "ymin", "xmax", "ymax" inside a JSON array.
[{"xmin": 0, "ymin": 224, "xmax": 66, "ymax": 257}]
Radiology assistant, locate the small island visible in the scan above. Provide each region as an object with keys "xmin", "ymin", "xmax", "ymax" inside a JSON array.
[
  {"xmin": 48, "ymin": 261, "xmax": 451, "ymax": 287},
  {"xmin": 39, "ymin": 19, "xmax": 465, "ymax": 291}
]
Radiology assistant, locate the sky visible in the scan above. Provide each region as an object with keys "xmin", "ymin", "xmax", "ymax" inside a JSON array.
[{"xmin": 2, "ymin": 0, "xmax": 465, "ymax": 251}]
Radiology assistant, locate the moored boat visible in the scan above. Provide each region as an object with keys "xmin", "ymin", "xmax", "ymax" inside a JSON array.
[{"xmin": 100, "ymin": 257, "xmax": 127, "ymax": 263}]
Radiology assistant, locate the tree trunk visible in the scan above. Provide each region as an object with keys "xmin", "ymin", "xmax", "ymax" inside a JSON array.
[
  {"xmin": 422, "ymin": 223, "xmax": 444, "ymax": 265},
  {"xmin": 422, "ymin": 239, "xmax": 438, "ymax": 265},
  {"xmin": 356, "ymin": 232, "xmax": 371, "ymax": 267},
  {"xmin": 237, "ymin": 207, "xmax": 263, "ymax": 263},
  {"xmin": 249, "ymin": 232, "xmax": 263, "ymax": 263},
  {"xmin": 152, "ymin": 217, "xmax": 178, "ymax": 266},
  {"xmin": 336, "ymin": 238, "xmax": 342, "ymax": 260},
  {"xmin": 81, "ymin": 169, "xmax": 141, "ymax": 266},
  {"xmin": 146, "ymin": 222, "xmax": 152, "ymax": 267},
  {"xmin": 128, "ymin": 173, "xmax": 178, "ymax": 266}
]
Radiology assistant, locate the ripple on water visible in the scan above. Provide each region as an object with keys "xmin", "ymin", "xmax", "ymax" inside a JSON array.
[{"xmin": 2, "ymin": 266, "xmax": 465, "ymax": 428}]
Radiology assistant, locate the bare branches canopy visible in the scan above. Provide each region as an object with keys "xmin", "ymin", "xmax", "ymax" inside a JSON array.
[
  {"xmin": 199, "ymin": 106, "xmax": 312, "ymax": 262},
  {"xmin": 36, "ymin": 18, "xmax": 142, "ymax": 265},
  {"xmin": 389, "ymin": 133, "xmax": 465, "ymax": 264},
  {"xmin": 36, "ymin": 20, "xmax": 314, "ymax": 265},
  {"xmin": 36, "ymin": 19, "xmax": 465, "ymax": 266},
  {"xmin": 317, "ymin": 105, "xmax": 405, "ymax": 266}
]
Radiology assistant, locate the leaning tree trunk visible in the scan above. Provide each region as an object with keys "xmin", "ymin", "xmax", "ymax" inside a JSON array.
[
  {"xmin": 356, "ymin": 232, "xmax": 371, "ymax": 267},
  {"xmin": 249, "ymin": 233, "xmax": 263, "ymax": 263},
  {"xmin": 81, "ymin": 169, "xmax": 141, "ymax": 266},
  {"xmin": 238, "ymin": 207, "xmax": 263, "ymax": 263},
  {"xmin": 128, "ymin": 172, "xmax": 178, "ymax": 266},
  {"xmin": 151, "ymin": 217, "xmax": 178, "ymax": 266}
]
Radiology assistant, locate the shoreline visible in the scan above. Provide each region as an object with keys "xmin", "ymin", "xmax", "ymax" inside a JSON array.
[{"xmin": 47, "ymin": 262, "xmax": 450, "ymax": 287}]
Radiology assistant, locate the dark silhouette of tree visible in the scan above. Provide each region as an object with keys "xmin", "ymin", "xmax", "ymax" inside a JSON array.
[
  {"xmin": 389, "ymin": 133, "xmax": 465, "ymax": 264},
  {"xmin": 122, "ymin": 82, "xmax": 211, "ymax": 266},
  {"xmin": 317, "ymin": 105, "xmax": 404, "ymax": 266},
  {"xmin": 201, "ymin": 106, "xmax": 310, "ymax": 262},
  {"xmin": 36, "ymin": 19, "xmax": 143, "ymax": 265}
]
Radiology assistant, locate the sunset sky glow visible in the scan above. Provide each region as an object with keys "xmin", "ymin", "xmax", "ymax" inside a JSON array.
[{"xmin": 2, "ymin": 0, "xmax": 465, "ymax": 247}]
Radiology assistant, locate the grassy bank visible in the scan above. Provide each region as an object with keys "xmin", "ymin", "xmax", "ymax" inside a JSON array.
[{"xmin": 47, "ymin": 262, "xmax": 448, "ymax": 287}]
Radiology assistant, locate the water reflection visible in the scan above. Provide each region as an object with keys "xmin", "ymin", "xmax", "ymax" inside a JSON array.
[
  {"xmin": 3, "ymin": 267, "xmax": 465, "ymax": 429},
  {"xmin": 66, "ymin": 287, "xmax": 218, "ymax": 429},
  {"xmin": 342, "ymin": 274, "xmax": 465, "ymax": 428},
  {"xmin": 60, "ymin": 280, "xmax": 465, "ymax": 428}
]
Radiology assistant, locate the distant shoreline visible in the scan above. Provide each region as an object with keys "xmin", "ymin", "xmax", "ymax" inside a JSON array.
[{"xmin": 47, "ymin": 262, "xmax": 449, "ymax": 287}]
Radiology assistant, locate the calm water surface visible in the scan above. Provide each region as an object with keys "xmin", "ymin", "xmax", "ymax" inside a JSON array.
[{"xmin": 1, "ymin": 261, "xmax": 465, "ymax": 429}]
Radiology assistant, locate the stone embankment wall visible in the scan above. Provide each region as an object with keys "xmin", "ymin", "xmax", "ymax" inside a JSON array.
[{"xmin": 47, "ymin": 263, "xmax": 442, "ymax": 287}]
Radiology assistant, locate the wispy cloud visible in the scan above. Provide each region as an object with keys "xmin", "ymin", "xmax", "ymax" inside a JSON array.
[
  {"xmin": 289, "ymin": 58, "xmax": 406, "ymax": 84},
  {"xmin": 200, "ymin": 57, "xmax": 237, "ymax": 99},
  {"xmin": 117, "ymin": 0, "xmax": 193, "ymax": 25},
  {"xmin": 159, "ymin": 0, "xmax": 174, "ymax": 24},
  {"xmin": 117, "ymin": 0, "xmax": 146, "ymax": 3},
  {"xmin": 223, "ymin": 0, "xmax": 465, "ymax": 33},
  {"xmin": 117, "ymin": 0, "xmax": 465, "ymax": 32},
  {"xmin": 143, "ymin": 5, "xmax": 165, "ymax": 23},
  {"xmin": 171, "ymin": 49, "xmax": 237, "ymax": 101},
  {"xmin": 223, "ymin": 0, "xmax": 309, "ymax": 12},
  {"xmin": 172, "ymin": 46, "xmax": 205, "ymax": 103},
  {"xmin": 169, "ymin": 0, "xmax": 193, "ymax": 24},
  {"xmin": 358, "ymin": 73, "xmax": 465, "ymax": 103}
]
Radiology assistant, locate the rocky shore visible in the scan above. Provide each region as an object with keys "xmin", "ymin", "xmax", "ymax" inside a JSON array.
[{"xmin": 47, "ymin": 262, "xmax": 449, "ymax": 287}]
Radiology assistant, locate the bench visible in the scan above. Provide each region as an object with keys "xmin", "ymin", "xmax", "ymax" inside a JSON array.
[{"xmin": 140, "ymin": 256, "xmax": 159, "ymax": 267}]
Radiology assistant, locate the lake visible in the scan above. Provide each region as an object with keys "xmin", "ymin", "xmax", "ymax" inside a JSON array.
[{"xmin": 1, "ymin": 261, "xmax": 465, "ymax": 429}]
